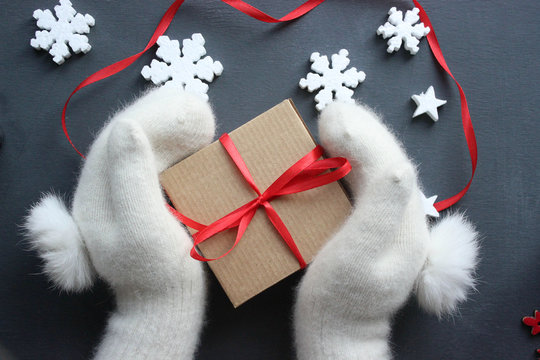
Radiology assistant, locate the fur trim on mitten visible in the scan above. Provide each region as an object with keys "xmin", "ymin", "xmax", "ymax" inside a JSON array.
[
  {"xmin": 416, "ymin": 212, "xmax": 479, "ymax": 317},
  {"xmin": 25, "ymin": 193, "xmax": 94, "ymax": 291}
]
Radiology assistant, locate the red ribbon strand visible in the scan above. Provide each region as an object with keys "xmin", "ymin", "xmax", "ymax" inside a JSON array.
[
  {"xmin": 167, "ymin": 134, "xmax": 352, "ymax": 267},
  {"xmin": 220, "ymin": 0, "xmax": 326, "ymax": 23},
  {"xmin": 62, "ymin": 0, "xmax": 186, "ymax": 158},
  {"xmin": 62, "ymin": 0, "xmax": 476, "ymax": 212},
  {"xmin": 412, "ymin": 0, "xmax": 478, "ymax": 211},
  {"xmin": 61, "ymin": 0, "xmax": 322, "ymax": 158}
]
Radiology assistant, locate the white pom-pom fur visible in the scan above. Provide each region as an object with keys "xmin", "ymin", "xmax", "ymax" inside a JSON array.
[
  {"xmin": 24, "ymin": 193, "xmax": 94, "ymax": 292},
  {"xmin": 416, "ymin": 213, "xmax": 479, "ymax": 317}
]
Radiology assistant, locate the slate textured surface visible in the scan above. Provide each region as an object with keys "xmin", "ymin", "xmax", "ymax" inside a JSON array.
[{"xmin": 1, "ymin": 1, "xmax": 539, "ymax": 359}]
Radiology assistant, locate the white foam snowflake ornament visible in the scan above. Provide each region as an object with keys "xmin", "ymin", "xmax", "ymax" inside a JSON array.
[
  {"xmin": 300, "ymin": 49, "xmax": 366, "ymax": 111},
  {"xmin": 377, "ymin": 7, "xmax": 430, "ymax": 55},
  {"xmin": 30, "ymin": 0, "xmax": 95, "ymax": 65},
  {"xmin": 141, "ymin": 34, "xmax": 223, "ymax": 101}
]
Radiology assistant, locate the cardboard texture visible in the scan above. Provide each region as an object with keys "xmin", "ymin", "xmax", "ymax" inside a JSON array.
[{"xmin": 160, "ymin": 100, "xmax": 351, "ymax": 307}]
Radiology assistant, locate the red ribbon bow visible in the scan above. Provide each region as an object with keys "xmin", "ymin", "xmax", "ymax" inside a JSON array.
[{"xmin": 167, "ymin": 133, "xmax": 351, "ymax": 268}]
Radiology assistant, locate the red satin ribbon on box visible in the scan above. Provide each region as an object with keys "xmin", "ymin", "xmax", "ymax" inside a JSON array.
[
  {"xmin": 62, "ymin": 0, "xmax": 477, "ymax": 212},
  {"xmin": 167, "ymin": 133, "xmax": 352, "ymax": 267}
]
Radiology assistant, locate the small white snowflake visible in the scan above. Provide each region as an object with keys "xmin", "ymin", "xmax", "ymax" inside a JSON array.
[
  {"xmin": 141, "ymin": 34, "xmax": 223, "ymax": 101},
  {"xmin": 30, "ymin": 0, "xmax": 95, "ymax": 65},
  {"xmin": 299, "ymin": 49, "xmax": 366, "ymax": 111},
  {"xmin": 377, "ymin": 7, "xmax": 430, "ymax": 55}
]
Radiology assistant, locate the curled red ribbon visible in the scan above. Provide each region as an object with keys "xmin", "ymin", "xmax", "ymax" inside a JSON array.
[
  {"xmin": 220, "ymin": 0, "xmax": 325, "ymax": 22},
  {"xmin": 61, "ymin": 0, "xmax": 321, "ymax": 158},
  {"xmin": 62, "ymin": 0, "xmax": 477, "ymax": 212},
  {"xmin": 412, "ymin": 0, "xmax": 478, "ymax": 212},
  {"xmin": 62, "ymin": 0, "xmax": 186, "ymax": 158},
  {"xmin": 167, "ymin": 133, "xmax": 352, "ymax": 267}
]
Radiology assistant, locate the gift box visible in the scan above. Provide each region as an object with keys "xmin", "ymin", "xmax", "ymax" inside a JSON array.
[{"xmin": 160, "ymin": 99, "xmax": 351, "ymax": 307}]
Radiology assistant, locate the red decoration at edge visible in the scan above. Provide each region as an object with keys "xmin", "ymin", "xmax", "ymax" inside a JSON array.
[
  {"xmin": 523, "ymin": 310, "xmax": 540, "ymax": 336},
  {"xmin": 167, "ymin": 133, "xmax": 352, "ymax": 267},
  {"xmin": 61, "ymin": 0, "xmax": 477, "ymax": 213}
]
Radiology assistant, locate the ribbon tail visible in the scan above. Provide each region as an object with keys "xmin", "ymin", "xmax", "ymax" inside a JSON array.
[
  {"xmin": 191, "ymin": 207, "xmax": 257, "ymax": 262},
  {"xmin": 262, "ymin": 202, "xmax": 306, "ymax": 268},
  {"xmin": 166, "ymin": 203, "xmax": 206, "ymax": 231}
]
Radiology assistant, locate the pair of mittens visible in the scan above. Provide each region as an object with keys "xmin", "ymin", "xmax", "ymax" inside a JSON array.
[{"xmin": 25, "ymin": 88, "xmax": 479, "ymax": 360}]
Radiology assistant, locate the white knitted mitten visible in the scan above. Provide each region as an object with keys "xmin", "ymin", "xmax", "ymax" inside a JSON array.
[
  {"xmin": 25, "ymin": 87, "xmax": 215, "ymax": 360},
  {"xmin": 294, "ymin": 102, "xmax": 479, "ymax": 360}
]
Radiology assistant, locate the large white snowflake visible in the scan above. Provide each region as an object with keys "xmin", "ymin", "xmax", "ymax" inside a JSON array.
[
  {"xmin": 299, "ymin": 49, "xmax": 366, "ymax": 111},
  {"xmin": 141, "ymin": 34, "xmax": 223, "ymax": 101},
  {"xmin": 30, "ymin": 0, "xmax": 95, "ymax": 65},
  {"xmin": 377, "ymin": 7, "xmax": 430, "ymax": 55}
]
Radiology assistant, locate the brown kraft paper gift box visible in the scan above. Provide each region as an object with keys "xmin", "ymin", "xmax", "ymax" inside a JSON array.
[{"xmin": 160, "ymin": 99, "xmax": 351, "ymax": 307}]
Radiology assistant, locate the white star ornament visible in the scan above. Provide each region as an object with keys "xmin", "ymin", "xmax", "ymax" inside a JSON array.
[
  {"xmin": 411, "ymin": 86, "xmax": 447, "ymax": 122},
  {"xmin": 420, "ymin": 192, "xmax": 440, "ymax": 218}
]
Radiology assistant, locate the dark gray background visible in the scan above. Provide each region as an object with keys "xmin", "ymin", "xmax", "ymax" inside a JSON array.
[{"xmin": 1, "ymin": 0, "xmax": 539, "ymax": 359}]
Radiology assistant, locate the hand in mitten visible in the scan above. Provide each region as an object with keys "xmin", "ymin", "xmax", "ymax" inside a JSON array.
[
  {"xmin": 294, "ymin": 102, "xmax": 479, "ymax": 360},
  {"xmin": 25, "ymin": 87, "xmax": 215, "ymax": 360}
]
